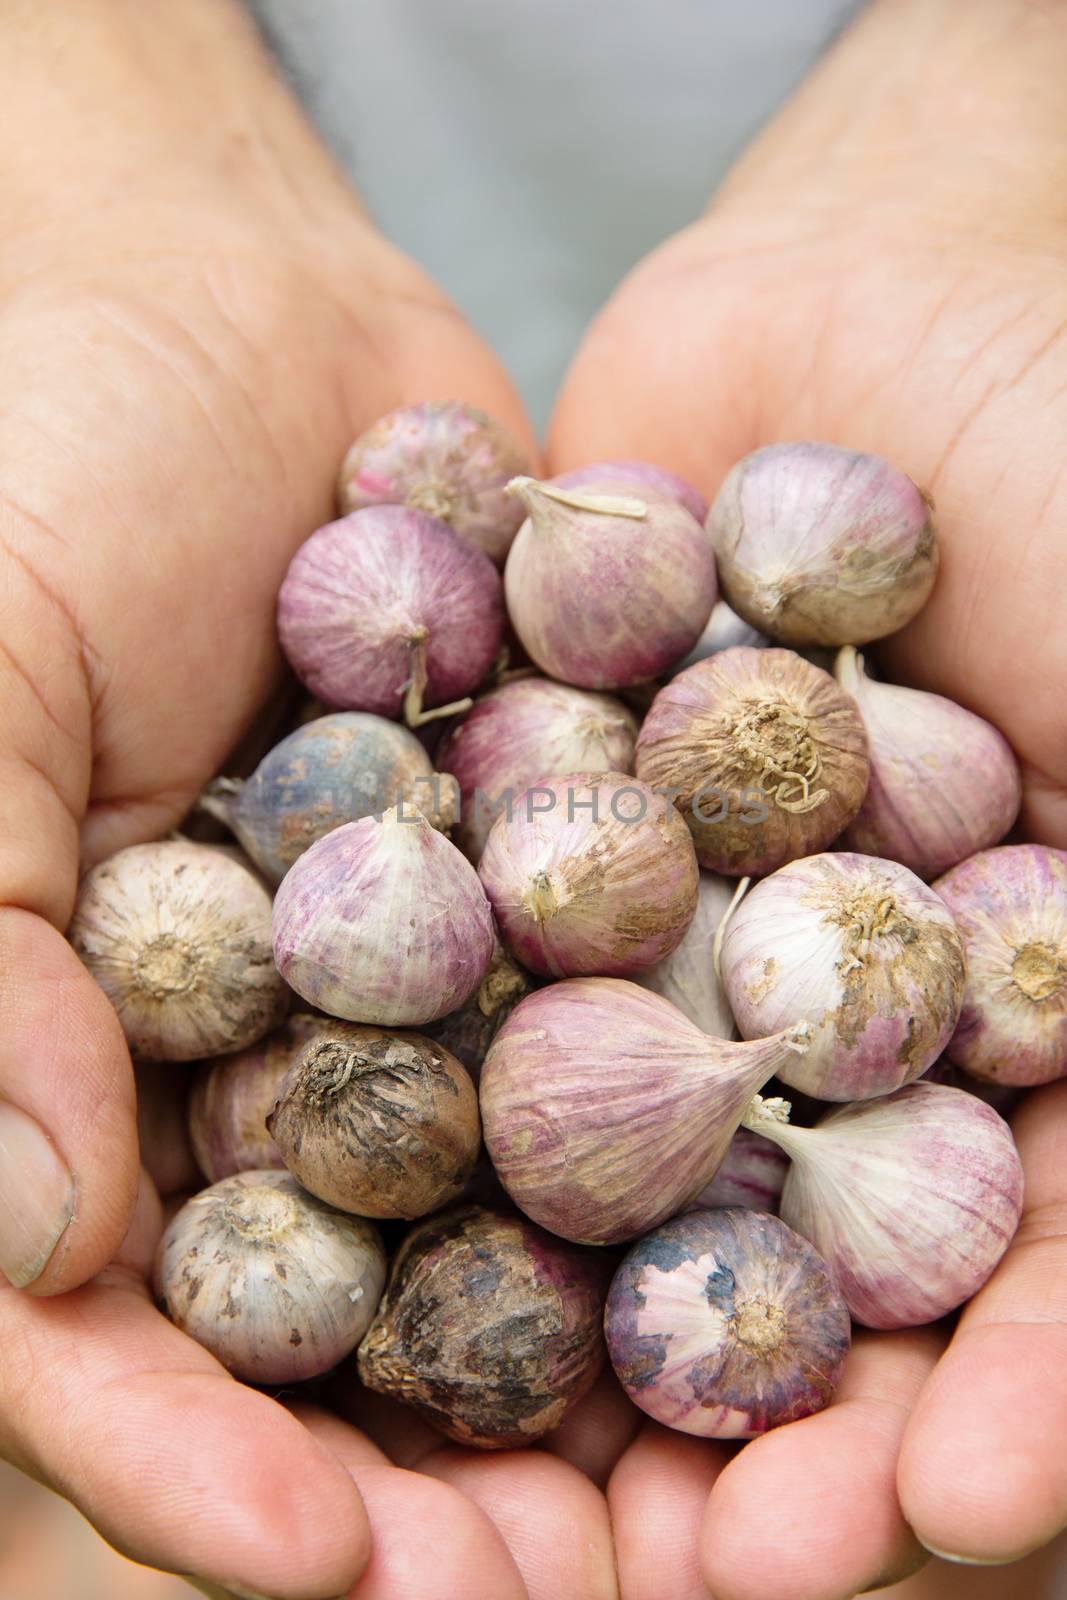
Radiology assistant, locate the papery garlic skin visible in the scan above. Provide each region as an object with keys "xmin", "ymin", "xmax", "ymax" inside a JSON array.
[
  {"xmin": 935, "ymin": 844, "xmax": 1067, "ymax": 1084},
  {"xmin": 504, "ymin": 478, "xmax": 716, "ymax": 689},
  {"xmin": 438, "ymin": 678, "xmax": 638, "ymax": 862},
  {"xmin": 480, "ymin": 977, "xmax": 811, "ymax": 1245},
  {"xmin": 189, "ymin": 1014, "xmax": 334, "ymax": 1182},
  {"xmin": 201, "ymin": 713, "xmax": 456, "ymax": 884},
  {"xmin": 156, "ymin": 1171, "xmax": 386, "ymax": 1384},
  {"xmin": 635, "ymin": 647, "xmax": 869, "ymax": 876},
  {"xmin": 835, "ymin": 648, "xmax": 1021, "ymax": 878},
  {"xmin": 751, "ymin": 1083, "xmax": 1024, "ymax": 1328},
  {"xmin": 278, "ymin": 506, "xmax": 504, "ymax": 722},
  {"xmin": 720, "ymin": 852, "xmax": 965, "ymax": 1101},
  {"xmin": 268, "ymin": 1023, "xmax": 480, "ymax": 1219},
  {"xmin": 605, "ymin": 1208, "xmax": 850, "ymax": 1438},
  {"xmin": 708, "ymin": 443, "xmax": 938, "ymax": 647},
  {"xmin": 357, "ymin": 1204, "xmax": 607, "ymax": 1448},
  {"xmin": 338, "ymin": 401, "xmax": 532, "ymax": 566},
  {"xmin": 478, "ymin": 773, "xmax": 699, "ymax": 979},
  {"xmin": 635, "ymin": 870, "xmax": 737, "ymax": 1039},
  {"xmin": 551, "ymin": 460, "xmax": 708, "ymax": 523},
  {"xmin": 69, "ymin": 841, "xmax": 287, "ymax": 1061},
  {"xmin": 272, "ymin": 809, "xmax": 495, "ymax": 1026},
  {"xmin": 689, "ymin": 1127, "xmax": 789, "ymax": 1213}
]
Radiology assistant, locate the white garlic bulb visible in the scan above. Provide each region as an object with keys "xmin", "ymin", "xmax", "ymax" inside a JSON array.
[
  {"xmin": 719, "ymin": 852, "xmax": 965, "ymax": 1100},
  {"xmin": 69, "ymin": 841, "xmax": 287, "ymax": 1061},
  {"xmin": 156, "ymin": 1170, "xmax": 386, "ymax": 1383}
]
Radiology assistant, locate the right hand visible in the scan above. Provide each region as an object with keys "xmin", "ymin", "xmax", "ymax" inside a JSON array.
[{"xmin": 0, "ymin": 5, "xmax": 618, "ymax": 1596}]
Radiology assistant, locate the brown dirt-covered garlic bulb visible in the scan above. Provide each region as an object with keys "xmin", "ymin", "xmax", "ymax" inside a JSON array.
[
  {"xmin": 635, "ymin": 647, "xmax": 869, "ymax": 876},
  {"xmin": 156, "ymin": 1171, "xmax": 386, "ymax": 1384},
  {"xmin": 268, "ymin": 1024, "xmax": 481, "ymax": 1218},
  {"xmin": 69, "ymin": 840, "xmax": 287, "ymax": 1060},
  {"xmin": 188, "ymin": 1014, "xmax": 334, "ymax": 1182},
  {"xmin": 357, "ymin": 1204, "xmax": 608, "ymax": 1448}
]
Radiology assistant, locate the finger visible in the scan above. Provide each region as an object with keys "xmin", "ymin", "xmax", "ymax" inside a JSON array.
[
  {"xmin": 135, "ymin": 1061, "xmax": 201, "ymax": 1197},
  {"xmin": 606, "ymin": 1423, "xmax": 729, "ymax": 1600},
  {"xmin": 0, "ymin": 909, "xmax": 138, "ymax": 1293},
  {"xmin": 291, "ymin": 1404, "xmax": 531, "ymax": 1600},
  {"xmin": 0, "ymin": 1281, "xmax": 371, "ymax": 1599},
  {"xmin": 539, "ymin": 1369, "xmax": 642, "ymax": 1488},
  {"xmin": 421, "ymin": 1444, "xmax": 618, "ymax": 1600},
  {"xmin": 898, "ymin": 1079, "xmax": 1067, "ymax": 1564},
  {"xmin": 326, "ymin": 1373, "xmax": 444, "ymax": 1468},
  {"xmin": 700, "ymin": 1329, "xmax": 940, "ymax": 1600}
]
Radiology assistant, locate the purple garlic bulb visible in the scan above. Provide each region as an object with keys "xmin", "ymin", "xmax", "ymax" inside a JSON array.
[
  {"xmin": 200, "ymin": 712, "xmax": 456, "ymax": 884},
  {"xmin": 278, "ymin": 506, "xmax": 504, "ymax": 726},
  {"xmin": 605, "ymin": 1208, "xmax": 850, "ymax": 1438},
  {"xmin": 503, "ymin": 477, "xmax": 716, "ymax": 689},
  {"xmin": 689, "ymin": 1126, "xmax": 789, "ymax": 1213},
  {"xmin": 935, "ymin": 844, "xmax": 1067, "ymax": 1085},
  {"xmin": 338, "ymin": 401, "xmax": 532, "ymax": 566},
  {"xmin": 357, "ymin": 1204, "xmax": 608, "ymax": 1448},
  {"xmin": 708, "ymin": 442, "xmax": 938, "ymax": 647},
  {"xmin": 551, "ymin": 459, "xmax": 707, "ymax": 523}
]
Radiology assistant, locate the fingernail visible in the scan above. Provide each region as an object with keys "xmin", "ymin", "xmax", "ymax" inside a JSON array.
[
  {"xmin": 921, "ymin": 1543, "xmax": 1015, "ymax": 1566},
  {"xmin": 0, "ymin": 1100, "xmax": 75, "ymax": 1288}
]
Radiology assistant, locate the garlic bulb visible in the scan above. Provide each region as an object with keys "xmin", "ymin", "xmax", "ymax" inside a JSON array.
[
  {"xmin": 437, "ymin": 677, "xmax": 639, "ymax": 861},
  {"xmin": 200, "ymin": 713, "xmax": 456, "ymax": 884},
  {"xmin": 189, "ymin": 1014, "xmax": 334, "ymax": 1182},
  {"xmin": 746, "ymin": 1082, "xmax": 1024, "ymax": 1328},
  {"xmin": 935, "ymin": 844, "xmax": 1067, "ymax": 1084},
  {"xmin": 669, "ymin": 599, "xmax": 771, "ymax": 677},
  {"xmin": 719, "ymin": 852, "xmax": 965, "ymax": 1101},
  {"xmin": 268, "ymin": 1023, "xmax": 480, "ymax": 1218},
  {"xmin": 503, "ymin": 477, "xmax": 716, "ymax": 689},
  {"xmin": 480, "ymin": 977, "xmax": 812, "ymax": 1245},
  {"xmin": 478, "ymin": 773, "xmax": 699, "ymax": 979},
  {"xmin": 708, "ymin": 442, "xmax": 938, "ymax": 646},
  {"xmin": 835, "ymin": 648, "xmax": 1021, "ymax": 878},
  {"xmin": 338, "ymin": 401, "xmax": 532, "ymax": 566},
  {"xmin": 635, "ymin": 647, "xmax": 869, "ymax": 876},
  {"xmin": 689, "ymin": 1126, "xmax": 789, "ymax": 1213},
  {"xmin": 635, "ymin": 870, "xmax": 737, "ymax": 1038},
  {"xmin": 156, "ymin": 1171, "xmax": 386, "ymax": 1383},
  {"xmin": 357, "ymin": 1205, "xmax": 607, "ymax": 1448},
  {"xmin": 605, "ymin": 1207, "xmax": 850, "ymax": 1438},
  {"xmin": 278, "ymin": 506, "xmax": 504, "ymax": 725},
  {"xmin": 69, "ymin": 841, "xmax": 287, "ymax": 1061},
  {"xmin": 551, "ymin": 459, "xmax": 708, "ymax": 523},
  {"xmin": 272, "ymin": 808, "xmax": 495, "ymax": 1026}
]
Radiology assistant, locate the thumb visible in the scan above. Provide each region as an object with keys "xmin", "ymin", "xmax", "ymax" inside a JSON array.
[{"xmin": 0, "ymin": 547, "xmax": 138, "ymax": 1295}]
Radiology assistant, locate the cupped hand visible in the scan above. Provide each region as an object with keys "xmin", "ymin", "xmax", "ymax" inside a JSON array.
[
  {"xmin": 550, "ymin": 0, "xmax": 1067, "ymax": 1592},
  {"xmin": 0, "ymin": 6, "xmax": 619, "ymax": 1598}
]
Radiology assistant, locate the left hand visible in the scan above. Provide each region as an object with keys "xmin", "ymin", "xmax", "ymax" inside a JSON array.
[{"xmin": 549, "ymin": 0, "xmax": 1067, "ymax": 1593}]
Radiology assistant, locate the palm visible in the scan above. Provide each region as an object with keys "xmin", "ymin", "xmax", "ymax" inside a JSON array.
[{"xmin": 547, "ymin": 56, "xmax": 1067, "ymax": 1590}]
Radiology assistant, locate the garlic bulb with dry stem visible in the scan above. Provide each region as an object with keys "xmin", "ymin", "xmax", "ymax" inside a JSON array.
[
  {"xmin": 480, "ymin": 977, "xmax": 812, "ymax": 1245},
  {"xmin": 746, "ymin": 1082, "xmax": 1024, "ymax": 1328},
  {"xmin": 437, "ymin": 677, "xmax": 639, "ymax": 861},
  {"xmin": 503, "ymin": 477, "xmax": 716, "ymax": 688},
  {"xmin": 635, "ymin": 647, "xmax": 869, "ymax": 876},
  {"xmin": 935, "ymin": 844, "xmax": 1067, "ymax": 1085},
  {"xmin": 605, "ymin": 1207, "xmax": 850, "ymax": 1438},
  {"xmin": 708, "ymin": 443, "xmax": 938, "ymax": 646},
  {"xmin": 635, "ymin": 870, "xmax": 737, "ymax": 1038},
  {"xmin": 478, "ymin": 773, "xmax": 699, "ymax": 978},
  {"xmin": 268, "ymin": 1023, "xmax": 480, "ymax": 1218},
  {"xmin": 156, "ymin": 1171, "xmax": 386, "ymax": 1383},
  {"xmin": 69, "ymin": 841, "xmax": 287, "ymax": 1061},
  {"xmin": 189, "ymin": 1014, "xmax": 334, "ymax": 1182},
  {"xmin": 338, "ymin": 401, "xmax": 532, "ymax": 566},
  {"xmin": 200, "ymin": 712, "xmax": 456, "ymax": 884},
  {"xmin": 835, "ymin": 648, "xmax": 1021, "ymax": 878},
  {"xmin": 551, "ymin": 459, "xmax": 708, "ymax": 523},
  {"xmin": 272, "ymin": 808, "xmax": 495, "ymax": 1026},
  {"xmin": 719, "ymin": 852, "xmax": 965, "ymax": 1101},
  {"xmin": 357, "ymin": 1204, "xmax": 608, "ymax": 1448}
]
